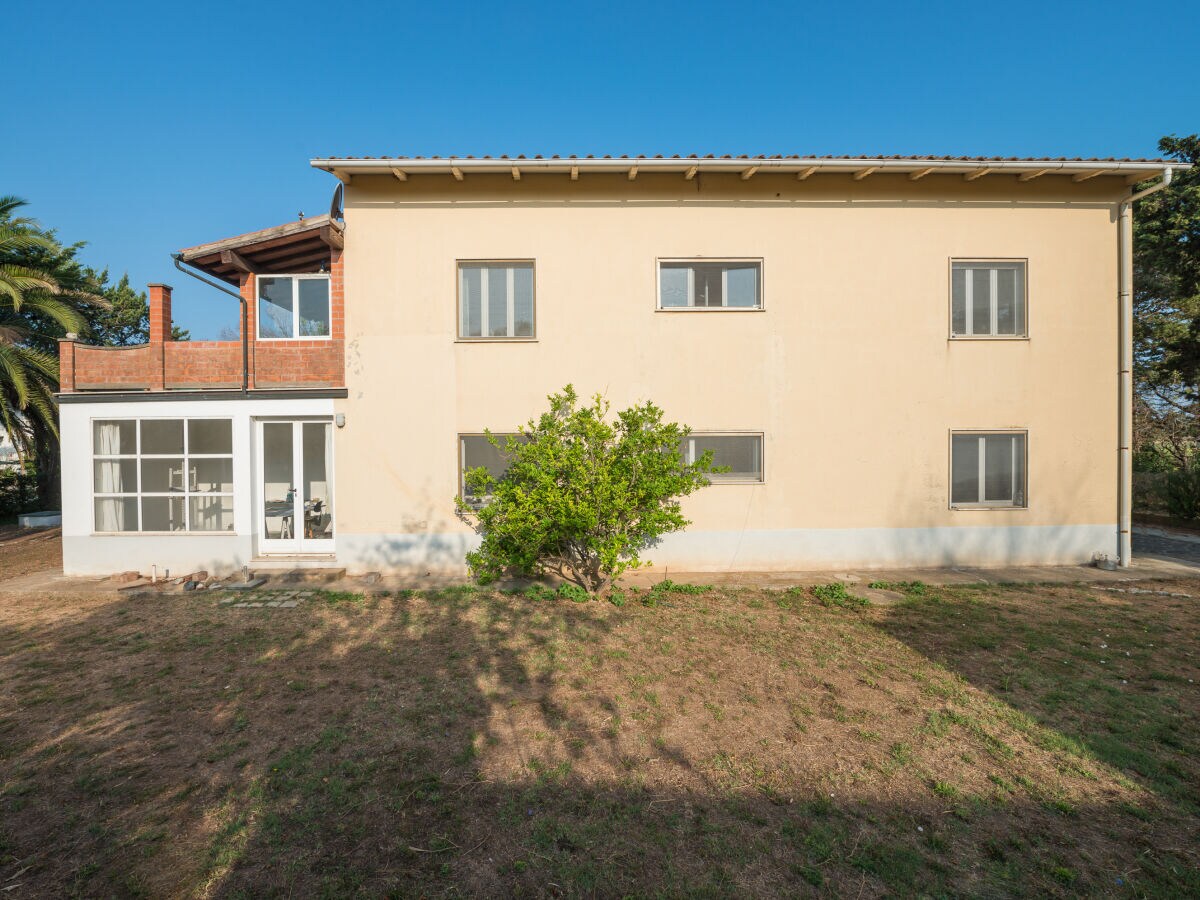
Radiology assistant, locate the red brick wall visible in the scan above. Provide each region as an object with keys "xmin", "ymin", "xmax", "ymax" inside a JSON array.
[{"xmin": 60, "ymin": 252, "xmax": 345, "ymax": 393}]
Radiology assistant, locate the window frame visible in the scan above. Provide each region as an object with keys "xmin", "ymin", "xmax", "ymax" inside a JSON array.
[
  {"xmin": 255, "ymin": 273, "xmax": 333, "ymax": 342},
  {"xmin": 455, "ymin": 260, "xmax": 537, "ymax": 341},
  {"xmin": 656, "ymin": 258, "xmax": 765, "ymax": 312},
  {"xmin": 948, "ymin": 429, "xmax": 1029, "ymax": 510},
  {"xmin": 91, "ymin": 417, "xmax": 236, "ymax": 534},
  {"xmin": 948, "ymin": 258, "xmax": 1029, "ymax": 340},
  {"xmin": 683, "ymin": 431, "xmax": 766, "ymax": 484}
]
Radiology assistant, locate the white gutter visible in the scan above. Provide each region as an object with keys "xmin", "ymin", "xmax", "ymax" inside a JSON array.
[{"xmin": 1118, "ymin": 167, "xmax": 1174, "ymax": 566}]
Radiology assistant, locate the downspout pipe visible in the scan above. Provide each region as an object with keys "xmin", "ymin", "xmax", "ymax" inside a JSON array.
[
  {"xmin": 171, "ymin": 253, "xmax": 250, "ymax": 394},
  {"xmin": 1118, "ymin": 166, "xmax": 1173, "ymax": 566}
]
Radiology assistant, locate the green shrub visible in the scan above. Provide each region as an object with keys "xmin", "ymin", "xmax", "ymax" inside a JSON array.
[
  {"xmin": 456, "ymin": 385, "xmax": 720, "ymax": 594},
  {"xmin": 556, "ymin": 582, "xmax": 590, "ymax": 603},
  {"xmin": 812, "ymin": 583, "xmax": 869, "ymax": 608},
  {"xmin": 1163, "ymin": 467, "xmax": 1200, "ymax": 520},
  {"xmin": 0, "ymin": 467, "xmax": 40, "ymax": 518}
]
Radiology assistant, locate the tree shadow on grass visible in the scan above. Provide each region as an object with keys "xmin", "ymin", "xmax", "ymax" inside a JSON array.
[
  {"xmin": 0, "ymin": 584, "xmax": 1197, "ymax": 896},
  {"xmin": 875, "ymin": 581, "xmax": 1199, "ymax": 807}
]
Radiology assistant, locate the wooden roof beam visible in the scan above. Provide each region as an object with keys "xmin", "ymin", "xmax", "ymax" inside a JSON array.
[
  {"xmin": 964, "ymin": 167, "xmax": 993, "ymax": 181},
  {"xmin": 219, "ymin": 249, "xmax": 259, "ymax": 274},
  {"xmin": 1017, "ymin": 168, "xmax": 1051, "ymax": 182},
  {"xmin": 259, "ymin": 248, "xmax": 335, "ymax": 272},
  {"xmin": 1071, "ymin": 169, "xmax": 1110, "ymax": 182},
  {"xmin": 390, "ymin": 167, "xmax": 407, "ymax": 181},
  {"xmin": 908, "ymin": 167, "xmax": 935, "ymax": 181},
  {"xmin": 627, "ymin": 165, "xmax": 638, "ymax": 181},
  {"xmin": 318, "ymin": 225, "xmax": 344, "ymax": 251},
  {"xmin": 853, "ymin": 166, "xmax": 878, "ymax": 181},
  {"xmin": 570, "ymin": 165, "xmax": 579, "ymax": 181},
  {"xmin": 450, "ymin": 166, "xmax": 464, "ymax": 181},
  {"xmin": 511, "ymin": 166, "xmax": 521, "ymax": 181},
  {"xmin": 740, "ymin": 166, "xmax": 759, "ymax": 181},
  {"xmin": 797, "ymin": 166, "xmax": 818, "ymax": 180},
  {"xmin": 684, "ymin": 165, "xmax": 698, "ymax": 180}
]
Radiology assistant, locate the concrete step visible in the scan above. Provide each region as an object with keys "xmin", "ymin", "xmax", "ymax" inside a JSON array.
[{"xmin": 250, "ymin": 567, "xmax": 347, "ymax": 584}]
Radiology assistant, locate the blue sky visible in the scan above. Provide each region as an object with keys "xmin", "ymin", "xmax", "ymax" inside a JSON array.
[{"xmin": 7, "ymin": 0, "xmax": 1198, "ymax": 338}]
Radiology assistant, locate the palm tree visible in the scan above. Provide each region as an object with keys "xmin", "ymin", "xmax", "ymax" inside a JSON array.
[{"xmin": 0, "ymin": 196, "xmax": 101, "ymax": 471}]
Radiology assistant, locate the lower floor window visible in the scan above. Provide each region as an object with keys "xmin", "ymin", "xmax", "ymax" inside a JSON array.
[
  {"xmin": 459, "ymin": 433, "xmax": 522, "ymax": 503},
  {"xmin": 93, "ymin": 418, "xmax": 235, "ymax": 532},
  {"xmin": 951, "ymin": 431, "xmax": 1026, "ymax": 507},
  {"xmin": 683, "ymin": 433, "xmax": 764, "ymax": 482}
]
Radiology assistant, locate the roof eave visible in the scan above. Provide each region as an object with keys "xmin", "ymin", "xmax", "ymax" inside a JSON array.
[{"xmin": 311, "ymin": 157, "xmax": 1184, "ymax": 182}]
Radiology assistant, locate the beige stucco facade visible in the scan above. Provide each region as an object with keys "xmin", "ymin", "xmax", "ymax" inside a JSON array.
[{"xmin": 328, "ymin": 171, "xmax": 1125, "ymax": 572}]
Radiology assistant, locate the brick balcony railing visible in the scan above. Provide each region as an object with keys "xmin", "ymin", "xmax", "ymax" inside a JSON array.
[{"xmin": 59, "ymin": 251, "xmax": 344, "ymax": 393}]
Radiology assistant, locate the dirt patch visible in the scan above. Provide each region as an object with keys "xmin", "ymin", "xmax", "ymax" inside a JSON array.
[
  {"xmin": 0, "ymin": 576, "xmax": 1197, "ymax": 896},
  {"xmin": 0, "ymin": 527, "xmax": 60, "ymax": 584}
]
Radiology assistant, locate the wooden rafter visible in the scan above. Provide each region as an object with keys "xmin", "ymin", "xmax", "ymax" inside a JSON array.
[
  {"xmin": 220, "ymin": 249, "xmax": 259, "ymax": 274},
  {"xmin": 908, "ymin": 167, "xmax": 935, "ymax": 181}
]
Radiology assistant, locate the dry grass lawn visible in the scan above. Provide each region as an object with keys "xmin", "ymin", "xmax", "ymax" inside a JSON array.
[{"xmin": 0, "ymin": 566, "xmax": 1197, "ymax": 896}]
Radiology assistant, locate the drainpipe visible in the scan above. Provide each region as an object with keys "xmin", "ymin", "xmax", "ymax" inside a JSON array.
[
  {"xmin": 171, "ymin": 253, "xmax": 250, "ymax": 394},
  {"xmin": 1118, "ymin": 166, "xmax": 1173, "ymax": 566}
]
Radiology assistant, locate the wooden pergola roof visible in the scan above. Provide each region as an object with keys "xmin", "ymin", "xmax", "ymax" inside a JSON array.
[{"xmin": 178, "ymin": 215, "xmax": 344, "ymax": 285}]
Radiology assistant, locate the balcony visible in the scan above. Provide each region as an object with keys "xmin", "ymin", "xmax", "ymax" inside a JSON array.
[{"xmin": 58, "ymin": 215, "xmax": 345, "ymax": 396}]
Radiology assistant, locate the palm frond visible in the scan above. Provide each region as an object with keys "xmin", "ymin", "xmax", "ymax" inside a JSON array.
[{"xmin": 0, "ymin": 342, "xmax": 31, "ymax": 407}]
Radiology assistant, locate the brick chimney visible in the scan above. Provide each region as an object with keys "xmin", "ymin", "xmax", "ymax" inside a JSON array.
[{"xmin": 148, "ymin": 283, "xmax": 173, "ymax": 343}]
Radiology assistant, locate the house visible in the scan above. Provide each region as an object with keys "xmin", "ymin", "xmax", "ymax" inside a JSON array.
[{"xmin": 57, "ymin": 154, "xmax": 1184, "ymax": 577}]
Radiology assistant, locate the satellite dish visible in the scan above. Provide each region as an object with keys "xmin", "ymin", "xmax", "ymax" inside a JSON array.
[{"xmin": 329, "ymin": 183, "xmax": 344, "ymax": 222}]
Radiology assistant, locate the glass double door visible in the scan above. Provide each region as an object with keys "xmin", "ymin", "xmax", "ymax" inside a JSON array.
[{"xmin": 258, "ymin": 419, "xmax": 335, "ymax": 553}]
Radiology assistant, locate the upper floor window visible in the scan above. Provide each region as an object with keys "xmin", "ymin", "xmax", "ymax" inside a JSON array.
[
  {"xmin": 258, "ymin": 275, "xmax": 331, "ymax": 340},
  {"xmin": 659, "ymin": 260, "xmax": 762, "ymax": 310},
  {"xmin": 950, "ymin": 431, "xmax": 1027, "ymax": 508},
  {"xmin": 951, "ymin": 260, "xmax": 1026, "ymax": 338},
  {"xmin": 683, "ymin": 433, "xmax": 765, "ymax": 482},
  {"xmin": 93, "ymin": 418, "xmax": 235, "ymax": 532},
  {"xmin": 458, "ymin": 262, "xmax": 535, "ymax": 339}
]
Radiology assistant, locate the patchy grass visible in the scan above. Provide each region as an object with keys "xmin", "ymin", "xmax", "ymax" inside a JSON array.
[{"xmin": 0, "ymin": 575, "xmax": 1197, "ymax": 896}]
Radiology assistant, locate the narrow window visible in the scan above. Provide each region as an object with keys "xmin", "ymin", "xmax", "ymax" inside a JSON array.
[
  {"xmin": 682, "ymin": 433, "xmax": 764, "ymax": 482},
  {"xmin": 93, "ymin": 418, "xmax": 235, "ymax": 532},
  {"xmin": 459, "ymin": 433, "xmax": 523, "ymax": 503},
  {"xmin": 257, "ymin": 275, "xmax": 331, "ymax": 340},
  {"xmin": 951, "ymin": 261, "xmax": 1026, "ymax": 337},
  {"xmin": 658, "ymin": 260, "xmax": 762, "ymax": 309},
  {"xmin": 457, "ymin": 263, "xmax": 535, "ymax": 339},
  {"xmin": 950, "ymin": 432, "xmax": 1027, "ymax": 508}
]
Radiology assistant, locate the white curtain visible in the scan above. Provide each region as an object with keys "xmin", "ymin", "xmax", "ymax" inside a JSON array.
[
  {"xmin": 322, "ymin": 423, "xmax": 334, "ymax": 536},
  {"xmin": 95, "ymin": 423, "xmax": 128, "ymax": 531}
]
